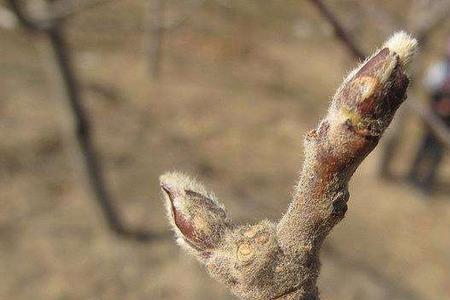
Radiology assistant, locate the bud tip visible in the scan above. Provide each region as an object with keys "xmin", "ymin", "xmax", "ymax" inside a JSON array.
[{"xmin": 384, "ymin": 31, "xmax": 418, "ymax": 67}]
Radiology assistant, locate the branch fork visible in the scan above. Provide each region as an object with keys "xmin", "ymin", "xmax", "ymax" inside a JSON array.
[{"xmin": 160, "ymin": 32, "xmax": 417, "ymax": 300}]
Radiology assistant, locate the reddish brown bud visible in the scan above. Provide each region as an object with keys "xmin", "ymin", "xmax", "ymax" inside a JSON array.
[{"xmin": 160, "ymin": 173, "xmax": 231, "ymax": 253}]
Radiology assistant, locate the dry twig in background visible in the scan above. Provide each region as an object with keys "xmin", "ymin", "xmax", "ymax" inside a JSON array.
[
  {"xmin": 160, "ymin": 32, "xmax": 418, "ymax": 299},
  {"xmin": 308, "ymin": 0, "xmax": 365, "ymax": 60},
  {"xmin": 8, "ymin": 0, "xmax": 155, "ymax": 241}
]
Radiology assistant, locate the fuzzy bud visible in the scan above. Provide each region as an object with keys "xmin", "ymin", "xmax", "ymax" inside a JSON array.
[
  {"xmin": 160, "ymin": 172, "xmax": 231, "ymax": 256},
  {"xmin": 331, "ymin": 31, "xmax": 417, "ymax": 138}
]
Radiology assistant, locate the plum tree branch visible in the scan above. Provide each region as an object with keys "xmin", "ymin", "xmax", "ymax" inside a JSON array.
[{"xmin": 160, "ymin": 32, "xmax": 417, "ymax": 300}]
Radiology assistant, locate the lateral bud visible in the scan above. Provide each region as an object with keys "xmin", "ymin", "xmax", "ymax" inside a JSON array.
[{"xmin": 160, "ymin": 172, "xmax": 231, "ymax": 255}]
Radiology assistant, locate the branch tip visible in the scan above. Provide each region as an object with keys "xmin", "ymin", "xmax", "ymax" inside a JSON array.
[{"xmin": 383, "ymin": 31, "xmax": 418, "ymax": 68}]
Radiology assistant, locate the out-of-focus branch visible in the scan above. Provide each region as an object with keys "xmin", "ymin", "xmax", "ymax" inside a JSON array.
[
  {"xmin": 308, "ymin": 0, "xmax": 365, "ymax": 60},
  {"xmin": 406, "ymin": 100, "xmax": 450, "ymax": 147},
  {"xmin": 8, "ymin": 0, "xmax": 156, "ymax": 241}
]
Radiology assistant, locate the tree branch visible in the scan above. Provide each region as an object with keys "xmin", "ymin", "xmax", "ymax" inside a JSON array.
[
  {"xmin": 277, "ymin": 32, "xmax": 416, "ymax": 253},
  {"xmin": 308, "ymin": 0, "xmax": 365, "ymax": 60},
  {"xmin": 160, "ymin": 32, "xmax": 417, "ymax": 300},
  {"xmin": 406, "ymin": 100, "xmax": 450, "ymax": 147},
  {"xmin": 9, "ymin": 0, "xmax": 156, "ymax": 241},
  {"xmin": 308, "ymin": 0, "xmax": 450, "ymax": 178}
]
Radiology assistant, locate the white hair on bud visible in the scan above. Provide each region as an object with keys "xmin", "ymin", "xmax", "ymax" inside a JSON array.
[
  {"xmin": 159, "ymin": 171, "xmax": 222, "ymax": 214},
  {"xmin": 160, "ymin": 172, "xmax": 210, "ymax": 197},
  {"xmin": 383, "ymin": 31, "xmax": 418, "ymax": 67}
]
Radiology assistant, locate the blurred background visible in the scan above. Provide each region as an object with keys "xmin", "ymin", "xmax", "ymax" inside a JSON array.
[{"xmin": 0, "ymin": 0, "xmax": 449, "ymax": 299}]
